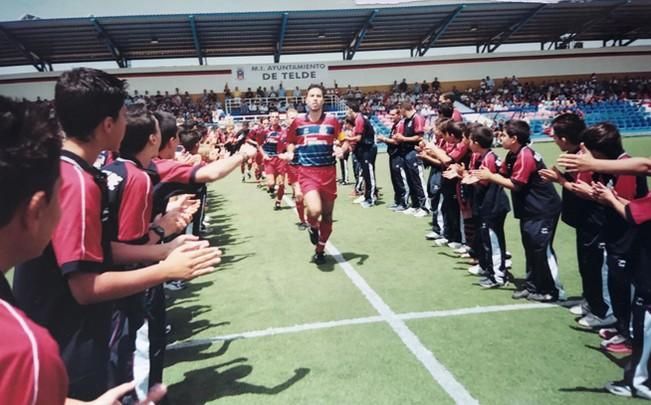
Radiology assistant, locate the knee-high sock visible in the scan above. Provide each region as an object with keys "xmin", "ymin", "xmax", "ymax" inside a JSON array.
[
  {"xmin": 276, "ymin": 184, "xmax": 285, "ymax": 202},
  {"xmin": 316, "ymin": 221, "xmax": 333, "ymax": 253},
  {"xmin": 296, "ymin": 199, "xmax": 305, "ymax": 223},
  {"xmin": 307, "ymin": 215, "xmax": 320, "ymax": 229}
]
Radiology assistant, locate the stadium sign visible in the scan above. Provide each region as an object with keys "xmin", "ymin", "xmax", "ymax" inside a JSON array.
[{"xmin": 233, "ymin": 63, "xmax": 329, "ymax": 87}]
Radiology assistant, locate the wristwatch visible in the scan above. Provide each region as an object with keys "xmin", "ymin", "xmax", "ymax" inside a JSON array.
[{"xmin": 149, "ymin": 224, "xmax": 166, "ymax": 241}]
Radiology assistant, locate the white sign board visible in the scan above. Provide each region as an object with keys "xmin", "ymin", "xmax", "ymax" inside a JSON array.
[{"xmin": 231, "ymin": 63, "xmax": 329, "ymax": 89}]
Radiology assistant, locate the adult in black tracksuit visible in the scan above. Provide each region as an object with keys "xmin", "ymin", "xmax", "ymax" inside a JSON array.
[
  {"xmin": 396, "ymin": 101, "xmax": 428, "ymax": 213},
  {"xmin": 377, "ymin": 107, "xmax": 408, "ymax": 209},
  {"xmin": 474, "ymin": 120, "xmax": 564, "ymax": 302},
  {"xmin": 347, "ymin": 103, "xmax": 377, "ymax": 205}
]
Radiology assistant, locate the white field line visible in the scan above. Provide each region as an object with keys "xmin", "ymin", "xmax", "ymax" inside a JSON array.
[
  {"xmin": 173, "ymin": 194, "xmax": 574, "ymax": 403},
  {"xmin": 325, "ymin": 242, "xmax": 479, "ymax": 404},
  {"xmin": 167, "ymin": 300, "xmax": 574, "ymax": 351}
]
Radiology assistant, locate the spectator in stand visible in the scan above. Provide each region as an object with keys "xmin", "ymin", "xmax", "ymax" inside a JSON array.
[
  {"xmin": 432, "ymin": 77, "xmax": 441, "ymax": 92},
  {"xmin": 399, "ymin": 79, "xmax": 408, "ymax": 94}
]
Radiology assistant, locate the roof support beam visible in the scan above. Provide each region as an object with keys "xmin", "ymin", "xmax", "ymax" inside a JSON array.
[
  {"xmin": 0, "ymin": 27, "xmax": 50, "ymax": 72},
  {"xmin": 555, "ymin": 0, "xmax": 630, "ymax": 50},
  {"xmin": 189, "ymin": 15, "xmax": 204, "ymax": 65},
  {"xmin": 414, "ymin": 5, "xmax": 464, "ymax": 57},
  {"xmin": 344, "ymin": 9, "xmax": 378, "ymax": 60},
  {"xmin": 274, "ymin": 12, "xmax": 289, "ymax": 63},
  {"xmin": 91, "ymin": 17, "xmax": 128, "ymax": 68},
  {"xmin": 604, "ymin": 26, "xmax": 641, "ymax": 47},
  {"xmin": 480, "ymin": 4, "xmax": 545, "ymax": 53}
]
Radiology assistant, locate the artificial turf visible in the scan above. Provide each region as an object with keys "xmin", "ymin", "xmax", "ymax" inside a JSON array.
[{"xmin": 144, "ymin": 136, "xmax": 651, "ymax": 403}]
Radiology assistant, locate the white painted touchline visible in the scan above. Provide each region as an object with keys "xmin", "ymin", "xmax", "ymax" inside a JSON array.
[
  {"xmin": 182, "ymin": 194, "xmax": 572, "ymax": 403},
  {"xmin": 167, "ymin": 315, "xmax": 384, "ymax": 350},
  {"xmin": 326, "ymin": 242, "xmax": 479, "ymax": 404},
  {"xmin": 399, "ymin": 300, "xmax": 581, "ymax": 321},
  {"xmin": 167, "ymin": 301, "xmax": 576, "ymax": 351}
]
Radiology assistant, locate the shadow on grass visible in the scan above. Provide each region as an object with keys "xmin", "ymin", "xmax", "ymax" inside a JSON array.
[
  {"xmin": 436, "ymin": 251, "xmax": 461, "ymax": 259},
  {"xmin": 166, "ymin": 304, "xmax": 230, "ymax": 342},
  {"xmin": 165, "ymin": 339, "xmax": 234, "ymax": 368},
  {"xmin": 557, "ymin": 386, "xmax": 609, "ymax": 394},
  {"xmin": 166, "ymin": 281, "xmax": 215, "ymax": 308},
  {"xmin": 316, "ymin": 252, "xmax": 370, "ymax": 272},
  {"xmin": 585, "ymin": 344, "xmax": 630, "ymax": 369},
  {"xmin": 168, "ymin": 357, "xmax": 310, "ymax": 403}
]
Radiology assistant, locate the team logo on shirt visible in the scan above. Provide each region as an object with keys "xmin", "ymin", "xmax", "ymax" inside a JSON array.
[{"xmin": 103, "ymin": 171, "xmax": 124, "ymax": 191}]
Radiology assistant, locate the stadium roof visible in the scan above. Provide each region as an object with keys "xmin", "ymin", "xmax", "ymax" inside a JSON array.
[{"xmin": 1, "ymin": 0, "xmax": 650, "ymax": 71}]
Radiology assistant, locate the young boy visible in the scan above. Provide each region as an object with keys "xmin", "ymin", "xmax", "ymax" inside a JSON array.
[
  {"xmin": 472, "ymin": 120, "xmax": 564, "ymax": 302},
  {"xmin": 0, "ymin": 96, "xmax": 167, "ymax": 404},
  {"xmin": 428, "ymin": 120, "xmax": 469, "ymax": 249},
  {"xmin": 590, "ymin": 166, "xmax": 651, "ymax": 399},
  {"xmin": 539, "ymin": 113, "xmax": 614, "ymax": 328},
  {"xmin": 463, "ymin": 125, "xmax": 511, "ymax": 287},
  {"xmin": 578, "ymin": 124, "xmax": 647, "ymax": 353},
  {"xmin": 13, "ymin": 68, "xmax": 220, "ymax": 400}
]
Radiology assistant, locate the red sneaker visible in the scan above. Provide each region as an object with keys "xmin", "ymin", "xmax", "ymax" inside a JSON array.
[
  {"xmin": 598, "ymin": 327, "xmax": 618, "ymax": 341},
  {"xmin": 602, "ymin": 337, "xmax": 632, "ymax": 355}
]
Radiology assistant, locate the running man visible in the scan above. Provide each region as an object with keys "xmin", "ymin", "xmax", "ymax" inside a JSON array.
[
  {"xmin": 261, "ymin": 111, "xmax": 288, "ymax": 209},
  {"xmin": 282, "ymin": 84, "xmax": 343, "ymax": 264}
]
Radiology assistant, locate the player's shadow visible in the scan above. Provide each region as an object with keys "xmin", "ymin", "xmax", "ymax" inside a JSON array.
[
  {"xmin": 213, "ymin": 252, "xmax": 257, "ymax": 271},
  {"xmin": 435, "ymin": 251, "xmax": 460, "ymax": 259},
  {"xmin": 166, "ymin": 280, "xmax": 214, "ymax": 307},
  {"xmin": 166, "ymin": 304, "xmax": 230, "ymax": 342},
  {"xmin": 557, "ymin": 345, "xmax": 629, "ymax": 395},
  {"xmin": 552, "ymin": 345, "xmax": 631, "ymax": 396},
  {"xmin": 316, "ymin": 252, "xmax": 369, "ymax": 272},
  {"xmin": 168, "ymin": 358, "xmax": 310, "ymax": 403},
  {"xmin": 584, "ymin": 344, "xmax": 630, "ymax": 369},
  {"xmin": 165, "ymin": 339, "xmax": 233, "ymax": 368},
  {"xmin": 557, "ymin": 386, "xmax": 609, "ymax": 394}
]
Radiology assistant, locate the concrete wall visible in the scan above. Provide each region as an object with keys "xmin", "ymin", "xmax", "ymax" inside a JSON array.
[{"xmin": 1, "ymin": 46, "xmax": 650, "ymax": 101}]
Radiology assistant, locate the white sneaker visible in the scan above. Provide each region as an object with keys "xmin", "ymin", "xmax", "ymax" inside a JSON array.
[
  {"xmin": 454, "ymin": 246, "xmax": 470, "ymax": 254},
  {"xmin": 164, "ymin": 281, "xmax": 185, "ymax": 291},
  {"xmin": 447, "ymin": 242, "xmax": 463, "ymax": 250},
  {"xmin": 353, "ymin": 195, "xmax": 365, "ymax": 204},
  {"xmin": 569, "ymin": 301, "xmax": 589, "ymax": 316},
  {"xmin": 468, "ymin": 265, "xmax": 487, "ymax": 276},
  {"xmin": 433, "ymin": 238, "xmax": 449, "ymax": 246},
  {"xmin": 578, "ymin": 313, "xmax": 617, "ymax": 329},
  {"xmin": 425, "ymin": 231, "xmax": 440, "ymax": 240},
  {"xmin": 459, "ymin": 252, "xmax": 472, "ymax": 258},
  {"xmin": 412, "ymin": 208, "xmax": 428, "ymax": 218},
  {"xmin": 505, "ymin": 259, "xmax": 512, "ymax": 269},
  {"xmin": 402, "ymin": 207, "xmax": 416, "ymax": 215}
]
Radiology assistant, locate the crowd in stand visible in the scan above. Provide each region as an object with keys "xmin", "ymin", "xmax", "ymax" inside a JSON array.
[{"xmin": 2, "ymin": 66, "xmax": 651, "ymax": 404}]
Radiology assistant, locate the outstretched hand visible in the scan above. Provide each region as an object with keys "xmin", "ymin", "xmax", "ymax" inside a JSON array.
[
  {"xmin": 85, "ymin": 382, "xmax": 167, "ymax": 405},
  {"xmin": 557, "ymin": 143, "xmax": 595, "ymax": 172}
]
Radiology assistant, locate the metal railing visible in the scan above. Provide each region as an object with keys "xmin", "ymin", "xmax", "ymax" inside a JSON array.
[{"xmin": 225, "ymin": 94, "xmax": 344, "ymax": 115}]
